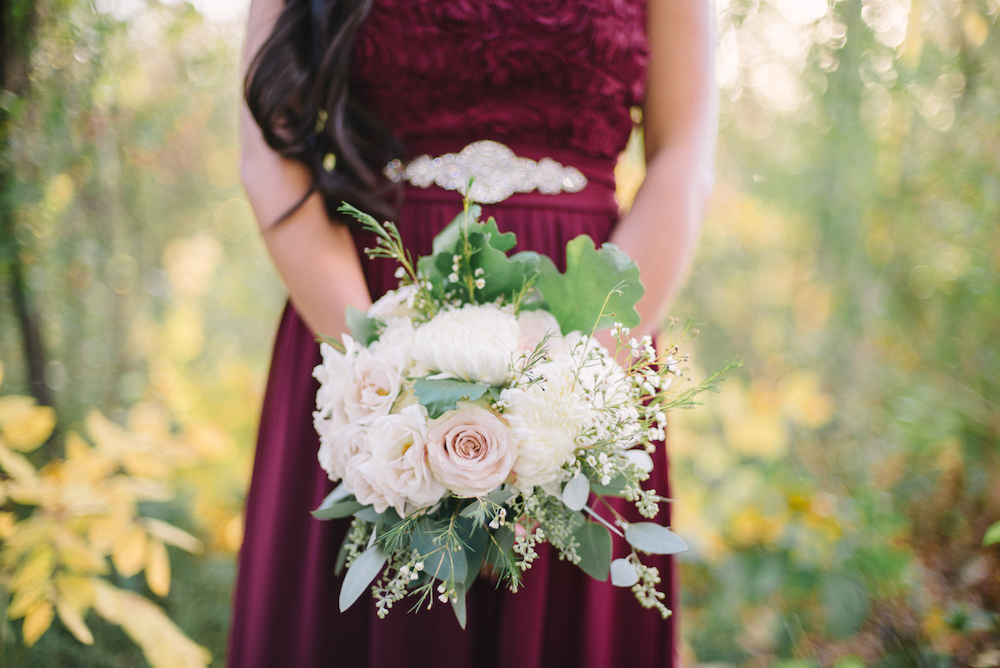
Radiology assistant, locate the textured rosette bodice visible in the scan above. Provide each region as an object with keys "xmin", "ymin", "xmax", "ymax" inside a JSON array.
[{"xmin": 352, "ymin": 0, "xmax": 649, "ymax": 158}]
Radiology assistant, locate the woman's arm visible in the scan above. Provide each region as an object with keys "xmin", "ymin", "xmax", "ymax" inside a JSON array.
[
  {"xmin": 609, "ymin": 0, "xmax": 717, "ymax": 338},
  {"xmin": 241, "ymin": 0, "xmax": 372, "ymax": 338}
]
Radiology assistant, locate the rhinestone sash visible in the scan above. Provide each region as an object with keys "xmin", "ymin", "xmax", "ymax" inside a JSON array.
[{"xmin": 384, "ymin": 140, "xmax": 588, "ymax": 204}]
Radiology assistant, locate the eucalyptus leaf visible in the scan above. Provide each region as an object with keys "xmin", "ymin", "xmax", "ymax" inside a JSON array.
[
  {"xmin": 562, "ymin": 472, "xmax": 591, "ymax": 511},
  {"xmin": 610, "ymin": 558, "xmax": 640, "ymax": 587},
  {"xmin": 410, "ymin": 520, "xmax": 468, "ymax": 585},
  {"xmin": 334, "ymin": 531, "xmax": 352, "ymax": 577},
  {"xmin": 312, "ymin": 498, "xmax": 366, "ymax": 520},
  {"xmin": 413, "ymin": 377, "xmax": 490, "ymax": 418},
  {"xmin": 354, "ymin": 506, "xmax": 382, "ymax": 524},
  {"xmin": 459, "ymin": 500, "xmax": 482, "ymax": 518},
  {"xmin": 339, "ymin": 544, "xmax": 387, "ymax": 612},
  {"xmin": 485, "ymin": 525, "xmax": 515, "ymax": 569},
  {"xmin": 625, "ymin": 449, "xmax": 654, "ymax": 473},
  {"xmin": 573, "ymin": 521, "xmax": 612, "ymax": 581},
  {"xmin": 345, "ymin": 305, "xmax": 379, "ymax": 346},
  {"xmin": 316, "ymin": 483, "xmax": 350, "ymax": 508},
  {"xmin": 623, "ymin": 523, "xmax": 688, "ymax": 555},
  {"xmin": 590, "ymin": 473, "xmax": 629, "ymax": 497},
  {"xmin": 483, "ymin": 490, "xmax": 515, "ymax": 505},
  {"xmin": 532, "ymin": 235, "xmax": 643, "ymax": 333},
  {"xmin": 451, "ymin": 585, "xmax": 468, "ymax": 630},
  {"xmin": 461, "ymin": 521, "xmax": 490, "ymax": 590}
]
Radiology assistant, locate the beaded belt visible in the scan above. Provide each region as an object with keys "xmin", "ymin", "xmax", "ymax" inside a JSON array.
[{"xmin": 383, "ymin": 140, "xmax": 588, "ymax": 204}]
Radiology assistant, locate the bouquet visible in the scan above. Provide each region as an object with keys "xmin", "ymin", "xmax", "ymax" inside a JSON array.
[{"xmin": 312, "ymin": 200, "xmax": 725, "ymax": 627}]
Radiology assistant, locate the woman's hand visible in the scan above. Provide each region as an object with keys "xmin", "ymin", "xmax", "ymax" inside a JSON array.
[
  {"xmin": 241, "ymin": 0, "xmax": 372, "ymax": 337},
  {"xmin": 608, "ymin": 0, "xmax": 717, "ymax": 339}
]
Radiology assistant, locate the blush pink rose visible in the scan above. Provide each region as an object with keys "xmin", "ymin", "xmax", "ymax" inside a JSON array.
[{"xmin": 426, "ymin": 403, "xmax": 516, "ymax": 497}]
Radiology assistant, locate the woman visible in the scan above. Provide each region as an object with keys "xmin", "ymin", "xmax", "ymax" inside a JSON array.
[{"xmin": 231, "ymin": 1, "xmax": 716, "ymax": 666}]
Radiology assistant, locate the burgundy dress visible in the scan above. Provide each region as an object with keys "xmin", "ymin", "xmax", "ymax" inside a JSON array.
[{"xmin": 228, "ymin": 2, "xmax": 680, "ymax": 666}]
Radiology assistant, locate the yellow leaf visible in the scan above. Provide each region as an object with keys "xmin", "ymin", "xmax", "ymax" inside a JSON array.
[
  {"xmin": 111, "ymin": 475, "xmax": 173, "ymax": 503},
  {"xmin": 0, "ymin": 396, "xmax": 56, "ymax": 451},
  {"xmin": 112, "ymin": 526, "xmax": 148, "ymax": 578},
  {"xmin": 22, "ymin": 601, "xmax": 54, "ymax": 646},
  {"xmin": 0, "ymin": 360, "xmax": 4, "ymax": 388},
  {"xmin": 56, "ymin": 600, "xmax": 94, "ymax": 644},
  {"xmin": 11, "ymin": 546, "xmax": 55, "ymax": 593},
  {"xmin": 0, "ymin": 443, "xmax": 38, "ymax": 481},
  {"xmin": 86, "ymin": 411, "xmax": 130, "ymax": 459},
  {"xmin": 55, "ymin": 573, "xmax": 96, "ymax": 610},
  {"xmin": 145, "ymin": 539, "xmax": 171, "ymax": 597},
  {"xmin": 0, "ymin": 511, "xmax": 17, "ymax": 539},
  {"xmin": 56, "ymin": 530, "xmax": 110, "ymax": 575},
  {"xmin": 92, "ymin": 580, "xmax": 212, "ymax": 668},
  {"xmin": 8, "ymin": 582, "xmax": 49, "ymax": 619},
  {"xmin": 122, "ymin": 449, "xmax": 173, "ymax": 479},
  {"xmin": 89, "ymin": 513, "xmax": 128, "ymax": 553},
  {"xmin": 143, "ymin": 518, "xmax": 204, "ymax": 554}
]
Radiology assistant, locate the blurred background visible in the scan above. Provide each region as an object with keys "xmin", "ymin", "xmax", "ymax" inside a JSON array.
[{"xmin": 0, "ymin": 0, "xmax": 997, "ymax": 665}]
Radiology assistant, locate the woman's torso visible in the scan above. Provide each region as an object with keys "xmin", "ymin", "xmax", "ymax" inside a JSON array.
[{"xmin": 351, "ymin": 0, "xmax": 649, "ymax": 159}]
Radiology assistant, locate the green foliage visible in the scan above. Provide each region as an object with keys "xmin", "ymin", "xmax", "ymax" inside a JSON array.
[
  {"xmin": 571, "ymin": 522, "xmax": 612, "ymax": 581},
  {"xmin": 986, "ymin": 521, "xmax": 1000, "ymax": 547},
  {"xmin": 412, "ymin": 377, "xmax": 491, "ymax": 418},
  {"xmin": 521, "ymin": 236, "xmax": 643, "ymax": 333},
  {"xmin": 344, "ymin": 306, "xmax": 380, "ymax": 346}
]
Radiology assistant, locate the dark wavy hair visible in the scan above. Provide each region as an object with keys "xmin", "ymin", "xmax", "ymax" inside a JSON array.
[{"xmin": 244, "ymin": 0, "xmax": 405, "ymax": 223}]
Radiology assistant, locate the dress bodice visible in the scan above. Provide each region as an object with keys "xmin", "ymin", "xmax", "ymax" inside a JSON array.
[{"xmin": 351, "ymin": 0, "xmax": 649, "ymax": 159}]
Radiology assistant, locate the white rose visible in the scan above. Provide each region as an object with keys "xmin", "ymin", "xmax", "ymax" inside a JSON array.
[
  {"xmin": 516, "ymin": 309, "xmax": 563, "ymax": 354},
  {"xmin": 313, "ymin": 336, "xmax": 408, "ymax": 454},
  {"xmin": 318, "ymin": 422, "xmax": 369, "ymax": 482},
  {"xmin": 343, "ymin": 451, "xmax": 380, "ymax": 508},
  {"xmin": 313, "ymin": 338, "xmax": 362, "ymax": 439},
  {"xmin": 372, "ymin": 317, "xmax": 417, "ymax": 374},
  {"xmin": 343, "ymin": 346, "xmax": 407, "ymax": 425},
  {"xmin": 367, "ymin": 285, "xmax": 421, "ymax": 321},
  {"xmin": 503, "ymin": 359, "xmax": 593, "ymax": 492},
  {"xmin": 426, "ymin": 403, "xmax": 516, "ymax": 497},
  {"xmin": 412, "ymin": 303, "xmax": 519, "ymax": 387},
  {"xmin": 363, "ymin": 405, "xmax": 447, "ymax": 515}
]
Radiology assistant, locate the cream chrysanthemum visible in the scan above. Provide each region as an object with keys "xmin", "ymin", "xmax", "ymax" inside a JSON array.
[{"xmin": 502, "ymin": 360, "xmax": 593, "ymax": 492}]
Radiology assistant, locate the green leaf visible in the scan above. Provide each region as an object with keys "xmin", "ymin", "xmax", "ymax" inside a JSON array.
[
  {"xmin": 354, "ymin": 506, "xmax": 383, "ymax": 524},
  {"xmin": 483, "ymin": 490, "xmax": 515, "ymax": 505},
  {"xmin": 431, "ymin": 206, "xmax": 483, "ymax": 256},
  {"xmin": 334, "ymin": 532, "xmax": 351, "ymax": 577},
  {"xmin": 459, "ymin": 500, "xmax": 482, "ymax": 518},
  {"xmin": 562, "ymin": 473, "xmax": 590, "ymax": 511},
  {"xmin": 424, "ymin": 207, "xmax": 532, "ymax": 303},
  {"xmin": 480, "ymin": 217, "xmax": 517, "ymax": 252},
  {"xmin": 623, "ymin": 523, "xmax": 688, "ymax": 555},
  {"xmin": 485, "ymin": 526, "xmax": 515, "ymax": 569},
  {"xmin": 460, "ymin": 520, "xmax": 490, "ymax": 590},
  {"xmin": 610, "ymin": 558, "xmax": 639, "ymax": 587},
  {"xmin": 532, "ymin": 235, "xmax": 643, "ymax": 333},
  {"xmin": 339, "ymin": 545, "xmax": 386, "ymax": 611},
  {"xmin": 573, "ymin": 522, "xmax": 612, "ymax": 581},
  {"xmin": 345, "ymin": 305, "xmax": 379, "ymax": 346},
  {"xmin": 413, "ymin": 377, "xmax": 490, "ymax": 418},
  {"xmin": 590, "ymin": 474, "xmax": 629, "ymax": 497},
  {"xmin": 312, "ymin": 499, "xmax": 366, "ymax": 520},
  {"xmin": 984, "ymin": 521, "xmax": 1000, "ymax": 546},
  {"xmin": 410, "ymin": 519, "xmax": 468, "ymax": 585},
  {"xmin": 451, "ymin": 584, "xmax": 468, "ymax": 630}
]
